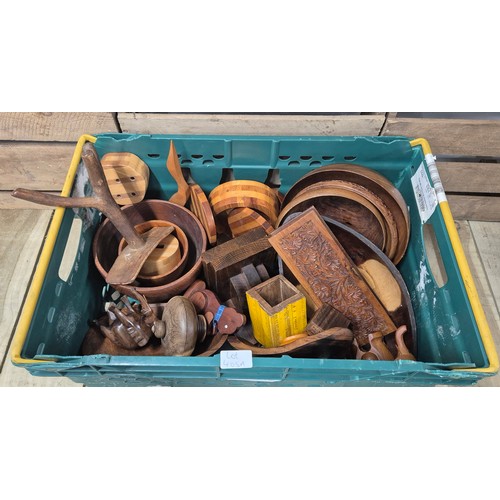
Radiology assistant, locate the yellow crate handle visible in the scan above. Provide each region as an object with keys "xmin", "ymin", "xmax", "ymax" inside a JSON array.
[
  {"xmin": 11, "ymin": 134, "xmax": 97, "ymax": 364},
  {"xmin": 410, "ymin": 138, "xmax": 499, "ymax": 375}
]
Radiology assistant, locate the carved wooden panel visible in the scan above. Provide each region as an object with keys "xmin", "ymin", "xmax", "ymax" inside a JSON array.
[{"xmin": 269, "ymin": 207, "xmax": 396, "ymax": 345}]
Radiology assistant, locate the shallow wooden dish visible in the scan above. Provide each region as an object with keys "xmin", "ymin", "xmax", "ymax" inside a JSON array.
[
  {"xmin": 282, "ymin": 164, "xmax": 410, "ymax": 264},
  {"xmin": 277, "ymin": 184, "xmax": 388, "ymax": 251},
  {"xmin": 294, "ymin": 180, "xmax": 399, "ymax": 260}
]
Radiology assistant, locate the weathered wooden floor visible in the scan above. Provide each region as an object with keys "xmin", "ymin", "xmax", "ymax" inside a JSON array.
[{"xmin": 0, "ymin": 210, "xmax": 499, "ymax": 387}]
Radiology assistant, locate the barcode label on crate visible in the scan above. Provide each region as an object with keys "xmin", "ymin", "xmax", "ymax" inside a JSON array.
[
  {"xmin": 220, "ymin": 350, "xmax": 253, "ymax": 369},
  {"xmin": 411, "ymin": 162, "xmax": 438, "ymax": 223}
]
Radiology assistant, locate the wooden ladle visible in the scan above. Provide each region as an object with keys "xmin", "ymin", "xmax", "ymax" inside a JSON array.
[{"xmin": 11, "ymin": 142, "xmax": 174, "ymax": 286}]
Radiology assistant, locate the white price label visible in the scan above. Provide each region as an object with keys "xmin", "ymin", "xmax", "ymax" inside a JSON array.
[
  {"xmin": 411, "ymin": 162, "xmax": 438, "ymax": 223},
  {"xmin": 220, "ymin": 350, "xmax": 253, "ymax": 369}
]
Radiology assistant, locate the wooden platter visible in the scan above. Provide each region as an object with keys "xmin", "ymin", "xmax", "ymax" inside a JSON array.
[
  {"xmin": 101, "ymin": 152, "xmax": 150, "ymax": 205},
  {"xmin": 281, "ymin": 164, "xmax": 410, "ymax": 264},
  {"xmin": 189, "ymin": 183, "xmax": 217, "ymax": 245},
  {"xmin": 277, "ymin": 183, "xmax": 389, "ymax": 252}
]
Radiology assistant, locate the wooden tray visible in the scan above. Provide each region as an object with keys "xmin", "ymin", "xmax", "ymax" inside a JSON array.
[{"xmin": 282, "ymin": 164, "xmax": 410, "ymax": 264}]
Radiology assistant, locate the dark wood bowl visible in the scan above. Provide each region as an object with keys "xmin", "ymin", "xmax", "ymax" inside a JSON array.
[{"xmin": 93, "ymin": 199, "xmax": 207, "ymax": 302}]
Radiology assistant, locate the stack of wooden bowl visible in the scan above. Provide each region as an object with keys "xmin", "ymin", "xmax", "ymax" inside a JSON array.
[
  {"xmin": 278, "ymin": 164, "xmax": 410, "ymax": 264},
  {"xmin": 208, "ymin": 180, "xmax": 280, "ymax": 239}
]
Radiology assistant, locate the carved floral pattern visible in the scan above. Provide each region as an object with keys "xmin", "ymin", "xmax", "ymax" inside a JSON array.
[{"xmin": 276, "ymin": 219, "xmax": 392, "ymax": 344}]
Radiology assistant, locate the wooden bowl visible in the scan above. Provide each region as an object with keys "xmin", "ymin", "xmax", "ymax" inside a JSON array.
[
  {"xmin": 282, "ymin": 164, "xmax": 410, "ymax": 264},
  {"xmin": 277, "ymin": 184, "xmax": 388, "ymax": 251},
  {"xmin": 117, "ymin": 220, "xmax": 189, "ymax": 287},
  {"xmin": 93, "ymin": 199, "xmax": 207, "ymax": 302}
]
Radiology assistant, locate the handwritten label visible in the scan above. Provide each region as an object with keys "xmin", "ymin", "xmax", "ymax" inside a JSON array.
[
  {"xmin": 220, "ymin": 350, "xmax": 253, "ymax": 369},
  {"xmin": 411, "ymin": 162, "xmax": 438, "ymax": 224}
]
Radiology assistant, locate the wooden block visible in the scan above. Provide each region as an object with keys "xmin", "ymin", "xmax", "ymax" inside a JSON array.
[
  {"xmin": 201, "ymin": 227, "xmax": 277, "ymax": 302},
  {"xmin": 228, "ymin": 264, "xmax": 270, "ymax": 313},
  {"xmin": 0, "ymin": 112, "xmax": 118, "ymax": 141},
  {"xmin": 117, "ymin": 113, "xmax": 386, "ymax": 136},
  {"xmin": 307, "ymin": 303, "xmax": 351, "ymax": 335},
  {"xmin": 268, "ymin": 207, "xmax": 396, "ymax": 346},
  {"xmin": 246, "ymin": 275, "xmax": 307, "ymax": 348}
]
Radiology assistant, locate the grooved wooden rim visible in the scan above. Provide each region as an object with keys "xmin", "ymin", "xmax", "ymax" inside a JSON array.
[{"xmin": 282, "ymin": 164, "xmax": 410, "ymax": 264}]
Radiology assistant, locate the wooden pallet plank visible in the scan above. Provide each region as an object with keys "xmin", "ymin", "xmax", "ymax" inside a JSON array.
[
  {"xmin": 448, "ymin": 195, "xmax": 500, "ymax": 222},
  {"xmin": 0, "ymin": 112, "xmax": 118, "ymax": 141},
  {"xmin": 383, "ymin": 117, "xmax": 500, "ymax": 156},
  {"xmin": 438, "ymin": 162, "xmax": 500, "ymax": 194},
  {"xmin": 0, "ymin": 142, "xmax": 75, "ymax": 190},
  {"xmin": 118, "ymin": 113, "xmax": 386, "ymax": 136},
  {"xmin": 456, "ymin": 220, "xmax": 500, "ymax": 387}
]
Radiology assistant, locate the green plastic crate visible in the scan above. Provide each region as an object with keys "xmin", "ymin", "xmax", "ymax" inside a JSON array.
[{"xmin": 10, "ymin": 133, "xmax": 499, "ymax": 386}]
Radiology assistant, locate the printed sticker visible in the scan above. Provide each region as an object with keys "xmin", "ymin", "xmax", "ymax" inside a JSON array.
[{"xmin": 411, "ymin": 162, "xmax": 438, "ymax": 223}]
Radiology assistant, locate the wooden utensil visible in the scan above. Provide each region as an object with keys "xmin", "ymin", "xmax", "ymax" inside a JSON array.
[
  {"xmin": 228, "ymin": 327, "xmax": 354, "ymax": 358},
  {"xmin": 12, "ymin": 142, "xmax": 174, "ymax": 286},
  {"xmin": 166, "ymin": 140, "xmax": 191, "ymax": 206},
  {"xmin": 101, "ymin": 152, "xmax": 150, "ymax": 205},
  {"xmin": 189, "ymin": 183, "xmax": 217, "ymax": 245}
]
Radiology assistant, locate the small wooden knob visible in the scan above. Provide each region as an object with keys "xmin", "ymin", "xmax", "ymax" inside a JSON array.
[{"xmin": 161, "ymin": 296, "xmax": 208, "ymax": 356}]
